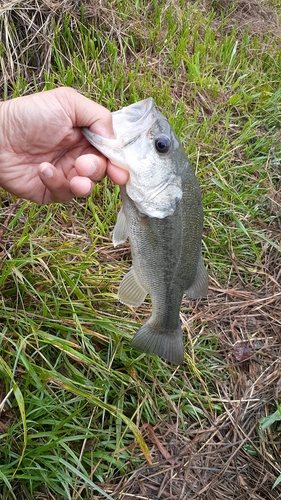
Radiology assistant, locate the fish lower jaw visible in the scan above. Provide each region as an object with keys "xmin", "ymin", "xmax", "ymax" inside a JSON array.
[{"xmin": 126, "ymin": 183, "xmax": 183, "ymax": 218}]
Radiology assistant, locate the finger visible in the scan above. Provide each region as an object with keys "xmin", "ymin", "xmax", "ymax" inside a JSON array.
[
  {"xmin": 55, "ymin": 87, "xmax": 114, "ymax": 138},
  {"xmin": 69, "ymin": 176, "xmax": 94, "ymax": 197},
  {"xmin": 107, "ymin": 161, "xmax": 130, "ymax": 185},
  {"xmin": 74, "ymin": 153, "xmax": 107, "ymax": 181},
  {"xmin": 39, "ymin": 162, "xmax": 75, "ymax": 203}
]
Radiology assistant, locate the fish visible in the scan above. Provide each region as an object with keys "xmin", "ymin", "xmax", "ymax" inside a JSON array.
[{"xmin": 82, "ymin": 98, "xmax": 208, "ymax": 364}]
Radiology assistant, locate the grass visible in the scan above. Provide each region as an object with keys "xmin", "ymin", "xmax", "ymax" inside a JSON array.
[{"xmin": 0, "ymin": 0, "xmax": 281, "ymax": 498}]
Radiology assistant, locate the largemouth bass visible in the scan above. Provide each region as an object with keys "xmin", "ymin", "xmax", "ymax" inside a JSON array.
[{"xmin": 83, "ymin": 98, "xmax": 208, "ymax": 364}]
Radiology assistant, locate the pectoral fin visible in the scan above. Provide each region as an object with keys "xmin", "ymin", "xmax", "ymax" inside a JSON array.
[
  {"xmin": 112, "ymin": 206, "xmax": 128, "ymax": 247},
  {"xmin": 186, "ymin": 256, "xmax": 208, "ymax": 299},
  {"xmin": 118, "ymin": 267, "xmax": 148, "ymax": 307}
]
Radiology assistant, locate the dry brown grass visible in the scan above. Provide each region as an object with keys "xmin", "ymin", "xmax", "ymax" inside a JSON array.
[
  {"xmin": 207, "ymin": 0, "xmax": 281, "ymax": 34},
  {"xmin": 0, "ymin": 0, "xmax": 113, "ymax": 93}
]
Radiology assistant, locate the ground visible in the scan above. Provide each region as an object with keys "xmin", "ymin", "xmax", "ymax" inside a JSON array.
[{"xmin": 0, "ymin": 1, "xmax": 281, "ymax": 499}]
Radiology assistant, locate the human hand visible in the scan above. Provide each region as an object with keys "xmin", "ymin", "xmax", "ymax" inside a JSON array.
[{"xmin": 0, "ymin": 87, "xmax": 129, "ymax": 204}]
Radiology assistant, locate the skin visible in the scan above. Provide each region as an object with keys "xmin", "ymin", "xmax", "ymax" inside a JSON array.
[{"xmin": 0, "ymin": 87, "xmax": 129, "ymax": 204}]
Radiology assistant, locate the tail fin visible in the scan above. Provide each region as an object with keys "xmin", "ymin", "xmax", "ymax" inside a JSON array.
[{"xmin": 131, "ymin": 320, "xmax": 184, "ymax": 365}]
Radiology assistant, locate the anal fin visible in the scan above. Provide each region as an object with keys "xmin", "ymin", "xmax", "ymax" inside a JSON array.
[{"xmin": 186, "ymin": 256, "xmax": 208, "ymax": 299}]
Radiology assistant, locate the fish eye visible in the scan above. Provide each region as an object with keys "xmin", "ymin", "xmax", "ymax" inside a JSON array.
[{"xmin": 155, "ymin": 134, "xmax": 171, "ymax": 154}]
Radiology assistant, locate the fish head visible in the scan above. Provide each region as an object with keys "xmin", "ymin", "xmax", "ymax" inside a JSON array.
[
  {"xmin": 82, "ymin": 98, "xmax": 187, "ymax": 218},
  {"xmin": 124, "ymin": 105, "xmax": 184, "ymax": 218}
]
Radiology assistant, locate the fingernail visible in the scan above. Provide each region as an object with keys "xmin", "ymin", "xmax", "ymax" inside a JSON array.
[
  {"xmin": 83, "ymin": 178, "xmax": 92, "ymax": 195},
  {"xmin": 40, "ymin": 165, "xmax": 53, "ymax": 179},
  {"xmin": 88, "ymin": 162, "xmax": 97, "ymax": 177}
]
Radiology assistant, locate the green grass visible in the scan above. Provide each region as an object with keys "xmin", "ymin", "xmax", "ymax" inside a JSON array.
[{"xmin": 0, "ymin": 0, "xmax": 281, "ymax": 498}]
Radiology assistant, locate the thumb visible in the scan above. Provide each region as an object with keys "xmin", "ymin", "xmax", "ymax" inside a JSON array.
[{"xmin": 55, "ymin": 87, "xmax": 114, "ymax": 138}]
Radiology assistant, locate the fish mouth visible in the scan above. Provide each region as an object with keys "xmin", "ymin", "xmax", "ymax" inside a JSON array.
[
  {"xmin": 82, "ymin": 98, "xmax": 156, "ymax": 155},
  {"xmin": 111, "ymin": 98, "xmax": 156, "ymax": 146},
  {"xmin": 82, "ymin": 98, "xmax": 158, "ymax": 170},
  {"xmin": 112, "ymin": 98, "xmax": 154, "ymax": 124}
]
